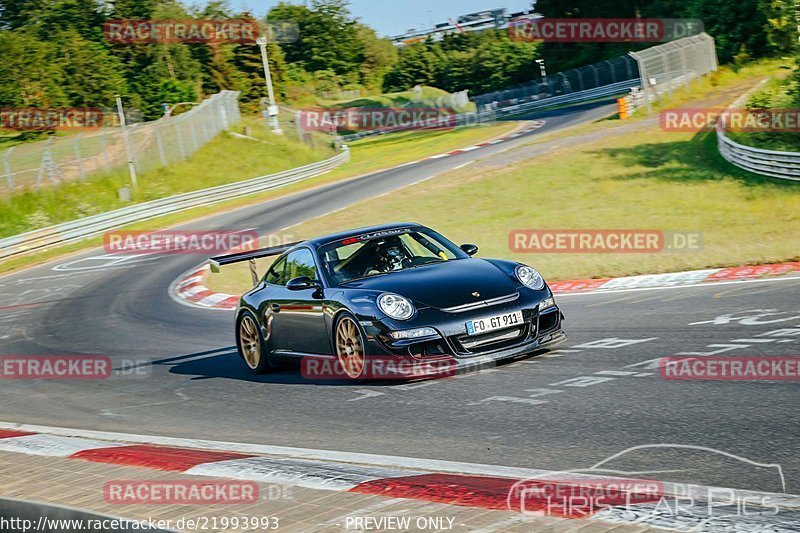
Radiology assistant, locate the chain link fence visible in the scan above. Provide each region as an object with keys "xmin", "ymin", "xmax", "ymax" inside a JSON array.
[
  {"xmin": 629, "ymin": 32, "xmax": 718, "ymax": 112},
  {"xmin": 472, "ymin": 33, "xmax": 717, "ymax": 117},
  {"xmin": 472, "ymin": 56, "xmax": 640, "ymax": 110},
  {"xmin": 1, "ymin": 90, "xmax": 241, "ymax": 196}
]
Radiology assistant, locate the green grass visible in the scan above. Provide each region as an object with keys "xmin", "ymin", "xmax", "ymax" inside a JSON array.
[
  {"xmin": 286, "ymin": 131, "xmax": 797, "ymax": 283},
  {"xmin": 725, "ymin": 66, "xmax": 800, "ymax": 152},
  {"xmin": 0, "ymin": 119, "xmax": 518, "ymax": 275},
  {"xmin": 326, "ymin": 122, "xmax": 515, "ymax": 180},
  {"xmin": 208, "ymin": 79, "xmax": 800, "ymax": 295},
  {"xmin": 629, "ymin": 59, "xmax": 789, "ymax": 118},
  {"xmin": 0, "ymin": 117, "xmax": 336, "ymax": 237}
]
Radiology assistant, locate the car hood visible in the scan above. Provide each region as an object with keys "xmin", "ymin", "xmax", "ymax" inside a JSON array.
[{"xmin": 340, "ymin": 258, "xmax": 518, "ymax": 310}]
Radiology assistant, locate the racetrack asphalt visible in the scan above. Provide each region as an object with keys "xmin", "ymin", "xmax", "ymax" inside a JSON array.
[{"xmin": 0, "ymin": 99, "xmax": 797, "ymax": 498}]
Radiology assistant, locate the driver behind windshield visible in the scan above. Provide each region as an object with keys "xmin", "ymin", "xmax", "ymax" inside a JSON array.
[
  {"xmin": 321, "ymin": 230, "xmax": 461, "ymax": 285},
  {"xmin": 375, "ymin": 237, "xmax": 408, "ymax": 272}
]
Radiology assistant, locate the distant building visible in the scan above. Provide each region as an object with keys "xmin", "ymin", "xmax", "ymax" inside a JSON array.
[{"xmin": 389, "ymin": 8, "xmax": 539, "ymax": 46}]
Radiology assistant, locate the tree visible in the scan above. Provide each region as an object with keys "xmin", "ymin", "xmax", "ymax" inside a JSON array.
[
  {"xmin": 268, "ymin": 0, "xmax": 364, "ymax": 76},
  {"xmin": 534, "ymin": 0, "xmax": 784, "ymax": 66},
  {"xmin": 382, "ymin": 41, "xmax": 440, "ymax": 91},
  {"xmin": 687, "ymin": 0, "xmax": 771, "ymax": 62},
  {"xmin": 383, "ymin": 31, "xmax": 540, "ymax": 95},
  {"xmin": 760, "ymin": 0, "xmax": 799, "ymax": 55},
  {"xmin": 0, "ymin": 0, "xmax": 46, "ymax": 30},
  {"xmin": 56, "ymin": 29, "xmax": 128, "ymax": 107},
  {"xmin": 0, "ymin": 30, "xmax": 66, "ymax": 106},
  {"xmin": 357, "ymin": 24, "xmax": 397, "ymax": 90}
]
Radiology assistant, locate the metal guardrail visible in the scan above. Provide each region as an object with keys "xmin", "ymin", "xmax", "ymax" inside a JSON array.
[
  {"xmin": 715, "ymin": 82, "xmax": 800, "ymax": 182},
  {"xmin": 473, "ymin": 55, "xmax": 638, "ymax": 109},
  {"xmin": 337, "ymin": 112, "xmax": 487, "ymax": 142},
  {"xmin": 717, "ymin": 123, "xmax": 800, "ymax": 182},
  {"xmin": 491, "ymin": 79, "xmax": 641, "ymax": 117},
  {"xmin": 337, "ymin": 79, "xmax": 639, "ymax": 143},
  {"xmin": 0, "ymin": 147, "xmax": 351, "ymax": 261}
]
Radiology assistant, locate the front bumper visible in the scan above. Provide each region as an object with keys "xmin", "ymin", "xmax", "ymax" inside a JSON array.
[{"xmin": 360, "ymin": 290, "xmax": 567, "ymax": 376}]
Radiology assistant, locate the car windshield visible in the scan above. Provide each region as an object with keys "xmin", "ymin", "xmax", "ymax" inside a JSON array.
[{"xmin": 319, "ymin": 228, "xmax": 466, "ymax": 285}]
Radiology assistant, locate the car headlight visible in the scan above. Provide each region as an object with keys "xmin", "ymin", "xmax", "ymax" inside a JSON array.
[
  {"xmin": 515, "ymin": 265, "xmax": 545, "ymax": 290},
  {"xmin": 378, "ymin": 293, "xmax": 415, "ymax": 320}
]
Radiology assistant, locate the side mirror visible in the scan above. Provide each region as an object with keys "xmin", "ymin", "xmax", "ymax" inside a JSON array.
[
  {"xmin": 460, "ymin": 243, "xmax": 478, "ymax": 256},
  {"xmin": 287, "ymin": 276, "xmax": 319, "ymax": 291}
]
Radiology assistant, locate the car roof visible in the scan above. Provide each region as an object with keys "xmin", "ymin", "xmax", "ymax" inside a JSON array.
[{"xmin": 301, "ymin": 222, "xmax": 424, "ymax": 249}]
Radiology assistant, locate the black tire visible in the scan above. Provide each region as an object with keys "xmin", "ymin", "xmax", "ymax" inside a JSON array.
[
  {"xmin": 236, "ymin": 309, "xmax": 281, "ymax": 374},
  {"xmin": 333, "ymin": 311, "xmax": 368, "ymax": 380}
]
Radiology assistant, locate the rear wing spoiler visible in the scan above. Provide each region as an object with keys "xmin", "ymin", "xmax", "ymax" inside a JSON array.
[{"xmin": 209, "ymin": 241, "xmax": 302, "ymax": 285}]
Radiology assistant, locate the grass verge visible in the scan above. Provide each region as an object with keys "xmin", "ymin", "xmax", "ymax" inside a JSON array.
[
  {"xmin": 0, "ymin": 120, "xmax": 518, "ymax": 276},
  {"xmin": 725, "ymin": 66, "xmax": 800, "ymax": 152},
  {"xmin": 208, "ymin": 65, "xmax": 799, "ymax": 295},
  {"xmin": 0, "ymin": 116, "xmax": 335, "ymax": 237}
]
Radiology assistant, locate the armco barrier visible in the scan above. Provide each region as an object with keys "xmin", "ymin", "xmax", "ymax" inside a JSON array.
[
  {"xmin": 337, "ymin": 79, "xmax": 638, "ymax": 143},
  {"xmin": 0, "ymin": 147, "xmax": 350, "ymax": 261},
  {"xmin": 717, "ymin": 122, "xmax": 800, "ymax": 182},
  {"xmin": 492, "ymin": 79, "xmax": 641, "ymax": 117},
  {"xmin": 715, "ymin": 82, "xmax": 800, "ymax": 182}
]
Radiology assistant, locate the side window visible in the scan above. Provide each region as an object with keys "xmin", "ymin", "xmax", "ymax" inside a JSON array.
[
  {"xmin": 284, "ymin": 248, "xmax": 317, "ymax": 281},
  {"xmin": 265, "ymin": 256, "xmax": 287, "ymax": 285},
  {"xmin": 400, "ymin": 234, "xmax": 436, "ymax": 258}
]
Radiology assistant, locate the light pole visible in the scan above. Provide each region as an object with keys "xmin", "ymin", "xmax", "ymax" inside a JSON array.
[
  {"xmin": 115, "ymin": 94, "xmax": 138, "ymax": 188},
  {"xmin": 256, "ymin": 36, "xmax": 283, "ymax": 135},
  {"xmin": 535, "ymin": 58, "xmax": 547, "ymax": 78}
]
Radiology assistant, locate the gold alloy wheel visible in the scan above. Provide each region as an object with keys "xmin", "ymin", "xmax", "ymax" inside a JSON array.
[
  {"xmin": 239, "ymin": 314, "xmax": 261, "ymax": 370},
  {"xmin": 335, "ymin": 316, "xmax": 365, "ymax": 379}
]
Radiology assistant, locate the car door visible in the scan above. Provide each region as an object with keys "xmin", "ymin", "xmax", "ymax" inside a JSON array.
[
  {"xmin": 269, "ymin": 248, "xmax": 329, "ymax": 355},
  {"xmin": 258, "ymin": 255, "xmax": 289, "ymax": 352}
]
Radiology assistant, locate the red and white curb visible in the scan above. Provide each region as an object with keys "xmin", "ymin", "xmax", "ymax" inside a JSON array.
[
  {"xmin": 0, "ymin": 422, "xmax": 798, "ymax": 531},
  {"xmin": 549, "ymin": 262, "xmax": 800, "ymax": 295},
  {"xmin": 172, "ymin": 261, "xmax": 800, "ymax": 311},
  {"xmin": 426, "ymin": 120, "xmax": 546, "ymax": 159},
  {"xmin": 169, "ymin": 263, "xmax": 239, "ymax": 310}
]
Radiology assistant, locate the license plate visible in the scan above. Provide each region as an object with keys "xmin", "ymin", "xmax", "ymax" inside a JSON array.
[{"xmin": 465, "ymin": 311, "xmax": 523, "ymax": 336}]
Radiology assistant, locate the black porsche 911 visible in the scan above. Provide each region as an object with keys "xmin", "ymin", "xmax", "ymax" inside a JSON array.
[{"xmin": 210, "ymin": 223, "xmax": 565, "ymax": 379}]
